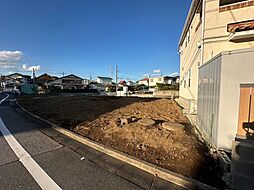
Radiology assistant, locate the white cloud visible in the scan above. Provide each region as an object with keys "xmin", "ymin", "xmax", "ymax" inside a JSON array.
[
  {"xmin": 153, "ymin": 69, "xmax": 161, "ymax": 73},
  {"xmin": 22, "ymin": 64, "xmax": 41, "ymax": 71},
  {"xmin": 0, "ymin": 51, "xmax": 23, "ymax": 69},
  {"xmin": 2, "ymin": 65, "xmax": 16, "ymax": 68},
  {"xmin": 169, "ymin": 72, "xmax": 179, "ymax": 77}
]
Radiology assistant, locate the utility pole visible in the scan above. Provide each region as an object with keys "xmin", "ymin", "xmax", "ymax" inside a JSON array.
[
  {"xmin": 32, "ymin": 68, "xmax": 36, "ymax": 84},
  {"xmin": 148, "ymin": 74, "xmax": 150, "ymax": 88},
  {"xmin": 110, "ymin": 65, "xmax": 112, "ymax": 78},
  {"xmin": 115, "ymin": 65, "xmax": 118, "ymax": 91},
  {"xmin": 61, "ymin": 72, "xmax": 65, "ymax": 77},
  {"xmin": 110, "ymin": 64, "xmax": 114, "ymax": 79}
]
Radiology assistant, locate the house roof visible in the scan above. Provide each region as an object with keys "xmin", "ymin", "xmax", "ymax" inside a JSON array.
[
  {"xmin": 6, "ymin": 73, "xmax": 31, "ymax": 79},
  {"xmin": 97, "ymin": 76, "xmax": 113, "ymax": 80},
  {"xmin": 47, "ymin": 74, "xmax": 83, "ymax": 85},
  {"xmin": 6, "ymin": 73, "xmax": 22, "ymax": 77},
  {"xmin": 36, "ymin": 73, "xmax": 54, "ymax": 80},
  {"xmin": 118, "ymin": 80, "xmax": 126, "ymax": 85},
  {"xmin": 139, "ymin": 78, "xmax": 149, "ymax": 82},
  {"xmin": 58, "ymin": 74, "xmax": 83, "ymax": 80}
]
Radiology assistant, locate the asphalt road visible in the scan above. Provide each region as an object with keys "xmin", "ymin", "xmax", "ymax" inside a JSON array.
[{"xmin": 0, "ymin": 92, "xmax": 186, "ymax": 190}]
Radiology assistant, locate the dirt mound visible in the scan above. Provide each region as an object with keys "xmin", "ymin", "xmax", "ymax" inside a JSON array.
[{"xmin": 19, "ymin": 96, "xmax": 224, "ymax": 188}]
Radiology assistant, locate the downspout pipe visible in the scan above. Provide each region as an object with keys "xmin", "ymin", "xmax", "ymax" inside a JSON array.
[{"xmin": 200, "ymin": 0, "xmax": 206, "ymax": 66}]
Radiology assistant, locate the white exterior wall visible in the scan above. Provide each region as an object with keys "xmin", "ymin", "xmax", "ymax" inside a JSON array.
[
  {"xmin": 179, "ymin": 0, "xmax": 254, "ymax": 111},
  {"xmin": 179, "ymin": 10, "xmax": 202, "ymax": 104},
  {"xmin": 149, "ymin": 77, "xmax": 165, "ymax": 87},
  {"xmin": 198, "ymin": 48, "xmax": 254, "ymax": 149},
  {"xmin": 218, "ymin": 48, "xmax": 254, "ymax": 149},
  {"xmin": 203, "ymin": 0, "xmax": 254, "ymax": 63},
  {"xmin": 97, "ymin": 78, "xmax": 112, "ymax": 85},
  {"xmin": 138, "ymin": 80, "xmax": 149, "ymax": 86}
]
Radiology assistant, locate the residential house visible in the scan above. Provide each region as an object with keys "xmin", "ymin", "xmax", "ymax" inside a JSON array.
[
  {"xmin": 178, "ymin": 0, "xmax": 254, "ymax": 112},
  {"xmin": 138, "ymin": 78, "xmax": 149, "ymax": 86},
  {"xmin": 35, "ymin": 73, "xmax": 58, "ymax": 93},
  {"xmin": 149, "ymin": 76, "xmax": 164, "ymax": 87},
  {"xmin": 164, "ymin": 76, "xmax": 180, "ymax": 85},
  {"xmin": 175, "ymin": 76, "xmax": 180, "ymax": 84},
  {"xmin": 126, "ymin": 81, "xmax": 138, "ymax": 87},
  {"xmin": 36, "ymin": 73, "xmax": 58, "ymax": 87},
  {"xmin": 0, "ymin": 73, "xmax": 31, "ymax": 91},
  {"xmin": 89, "ymin": 82, "xmax": 106, "ymax": 92},
  {"xmin": 84, "ymin": 79, "xmax": 91, "ymax": 86},
  {"xmin": 6, "ymin": 73, "xmax": 31, "ymax": 85},
  {"xmin": 47, "ymin": 74, "xmax": 84, "ymax": 89},
  {"xmin": 149, "ymin": 76, "xmax": 180, "ymax": 87},
  {"xmin": 96, "ymin": 76, "xmax": 113, "ymax": 86},
  {"xmin": 118, "ymin": 80, "xmax": 127, "ymax": 87}
]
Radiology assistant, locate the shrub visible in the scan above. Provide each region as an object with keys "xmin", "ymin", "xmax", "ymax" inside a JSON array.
[{"xmin": 156, "ymin": 83, "xmax": 179, "ymax": 91}]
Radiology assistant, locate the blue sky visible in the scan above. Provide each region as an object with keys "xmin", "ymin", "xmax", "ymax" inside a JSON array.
[{"xmin": 0, "ymin": 0, "xmax": 191, "ymax": 81}]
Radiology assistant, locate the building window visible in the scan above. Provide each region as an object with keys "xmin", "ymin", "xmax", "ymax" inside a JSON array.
[
  {"xmin": 184, "ymin": 74, "xmax": 186, "ymax": 88},
  {"xmin": 219, "ymin": 0, "xmax": 247, "ymax": 6},
  {"xmin": 150, "ymin": 79, "xmax": 153, "ymax": 82},
  {"xmin": 188, "ymin": 69, "xmax": 191, "ymax": 87}
]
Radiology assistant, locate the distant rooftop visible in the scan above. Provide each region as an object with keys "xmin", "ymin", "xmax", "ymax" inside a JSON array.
[
  {"xmin": 6, "ymin": 72, "xmax": 31, "ymax": 78},
  {"xmin": 97, "ymin": 76, "xmax": 113, "ymax": 80},
  {"xmin": 139, "ymin": 78, "xmax": 149, "ymax": 81},
  {"xmin": 59, "ymin": 74, "xmax": 83, "ymax": 80}
]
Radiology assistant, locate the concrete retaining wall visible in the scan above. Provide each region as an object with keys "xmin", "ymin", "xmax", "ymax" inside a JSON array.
[{"xmin": 153, "ymin": 90, "xmax": 179, "ymax": 98}]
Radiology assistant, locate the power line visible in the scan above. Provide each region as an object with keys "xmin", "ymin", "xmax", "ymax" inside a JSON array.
[{"xmin": 110, "ymin": 64, "xmax": 114, "ymax": 79}]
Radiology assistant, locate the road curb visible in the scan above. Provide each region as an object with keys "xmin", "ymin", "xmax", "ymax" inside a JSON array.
[{"xmin": 16, "ymin": 100, "xmax": 218, "ymax": 190}]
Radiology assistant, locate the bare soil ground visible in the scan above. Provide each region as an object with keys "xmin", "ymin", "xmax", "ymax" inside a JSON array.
[{"xmin": 18, "ymin": 95, "xmax": 224, "ymax": 188}]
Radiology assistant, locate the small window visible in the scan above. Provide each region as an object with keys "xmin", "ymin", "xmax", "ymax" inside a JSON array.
[
  {"xmin": 150, "ymin": 79, "xmax": 153, "ymax": 82},
  {"xmin": 188, "ymin": 69, "xmax": 191, "ymax": 87},
  {"xmin": 219, "ymin": 0, "xmax": 247, "ymax": 6},
  {"xmin": 184, "ymin": 74, "xmax": 186, "ymax": 88}
]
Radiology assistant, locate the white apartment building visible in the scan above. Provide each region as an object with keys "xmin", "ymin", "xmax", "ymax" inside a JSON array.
[
  {"xmin": 149, "ymin": 76, "xmax": 165, "ymax": 87},
  {"xmin": 138, "ymin": 78, "xmax": 149, "ymax": 86},
  {"xmin": 149, "ymin": 76, "xmax": 179, "ymax": 87},
  {"xmin": 179, "ymin": 0, "xmax": 254, "ymax": 112}
]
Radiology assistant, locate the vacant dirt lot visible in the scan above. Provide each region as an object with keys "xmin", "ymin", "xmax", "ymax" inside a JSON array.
[{"xmin": 18, "ymin": 95, "xmax": 224, "ymax": 188}]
